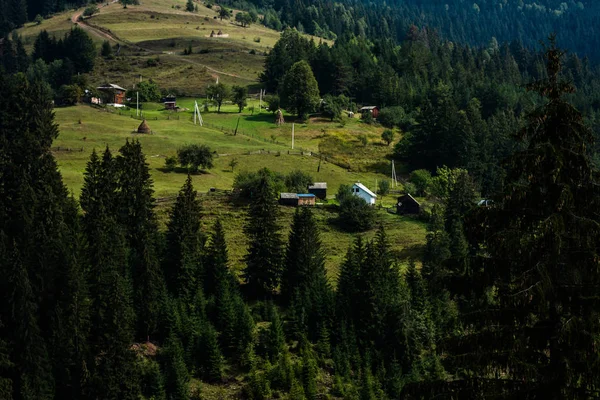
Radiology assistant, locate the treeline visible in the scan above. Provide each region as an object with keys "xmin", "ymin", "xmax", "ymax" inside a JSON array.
[
  {"xmin": 1, "ymin": 27, "xmax": 95, "ymax": 104},
  {"xmin": 218, "ymin": 0, "xmax": 600, "ymax": 61},
  {"xmin": 3, "ymin": 42, "xmax": 600, "ymax": 398}
]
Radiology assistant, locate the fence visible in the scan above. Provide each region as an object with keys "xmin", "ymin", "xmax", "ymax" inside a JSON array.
[{"xmin": 117, "ymin": 110, "xmax": 351, "ymax": 170}]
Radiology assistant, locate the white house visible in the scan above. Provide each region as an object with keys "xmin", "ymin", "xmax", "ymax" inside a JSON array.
[{"xmin": 352, "ymin": 182, "xmax": 377, "ymax": 205}]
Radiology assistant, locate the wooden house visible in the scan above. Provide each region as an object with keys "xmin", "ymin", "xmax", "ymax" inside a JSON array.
[
  {"xmin": 359, "ymin": 106, "xmax": 379, "ymax": 119},
  {"xmin": 352, "ymin": 182, "xmax": 377, "ymax": 205},
  {"xmin": 396, "ymin": 194, "xmax": 420, "ymax": 215},
  {"xmin": 97, "ymin": 83, "xmax": 126, "ymax": 105},
  {"xmin": 308, "ymin": 182, "xmax": 327, "ymax": 199},
  {"xmin": 163, "ymin": 95, "xmax": 176, "ymax": 110},
  {"xmin": 279, "ymin": 193, "xmax": 316, "ymax": 206}
]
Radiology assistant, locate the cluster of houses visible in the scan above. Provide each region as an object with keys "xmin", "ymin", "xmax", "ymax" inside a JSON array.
[{"xmin": 279, "ymin": 181, "xmax": 421, "ymax": 215}]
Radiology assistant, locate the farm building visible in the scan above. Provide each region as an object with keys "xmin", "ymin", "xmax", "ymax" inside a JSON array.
[
  {"xmin": 308, "ymin": 182, "xmax": 327, "ymax": 199},
  {"xmin": 163, "ymin": 95, "xmax": 177, "ymax": 110},
  {"xmin": 396, "ymin": 194, "xmax": 420, "ymax": 215},
  {"xmin": 359, "ymin": 106, "xmax": 379, "ymax": 119},
  {"xmin": 352, "ymin": 182, "xmax": 377, "ymax": 205},
  {"xmin": 279, "ymin": 193, "xmax": 316, "ymax": 206},
  {"xmin": 97, "ymin": 83, "xmax": 126, "ymax": 105}
]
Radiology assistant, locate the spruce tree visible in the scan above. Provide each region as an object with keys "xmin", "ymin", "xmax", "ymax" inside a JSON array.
[
  {"xmin": 81, "ymin": 150, "xmax": 140, "ymax": 399},
  {"xmin": 282, "ymin": 207, "xmax": 332, "ymax": 340},
  {"xmin": 242, "ymin": 169, "xmax": 284, "ymax": 297},
  {"xmin": 443, "ymin": 37, "xmax": 600, "ymax": 398},
  {"xmin": 117, "ymin": 139, "xmax": 166, "ymax": 340},
  {"xmin": 164, "ymin": 175, "xmax": 203, "ymax": 300},
  {"xmin": 161, "ymin": 334, "xmax": 189, "ymax": 400},
  {"xmin": 195, "ymin": 323, "xmax": 223, "ymax": 382}
]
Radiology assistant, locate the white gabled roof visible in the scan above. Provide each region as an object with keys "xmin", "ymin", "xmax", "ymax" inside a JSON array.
[{"xmin": 353, "ymin": 182, "xmax": 377, "ymax": 198}]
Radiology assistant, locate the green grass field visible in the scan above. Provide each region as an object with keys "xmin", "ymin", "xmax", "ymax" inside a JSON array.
[{"xmin": 54, "ymin": 103, "xmax": 424, "ymax": 275}]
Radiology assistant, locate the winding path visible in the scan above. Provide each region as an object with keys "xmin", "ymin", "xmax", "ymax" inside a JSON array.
[{"xmin": 71, "ymin": 5, "xmax": 255, "ymax": 81}]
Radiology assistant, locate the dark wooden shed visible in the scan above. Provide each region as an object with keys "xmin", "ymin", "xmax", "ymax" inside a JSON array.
[
  {"xmin": 308, "ymin": 182, "xmax": 327, "ymax": 200},
  {"xmin": 279, "ymin": 193, "xmax": 299, "ymax": 206},
  {"xmin": 397, "ymin": 194, "xmax": 420, "ymax": 215}
]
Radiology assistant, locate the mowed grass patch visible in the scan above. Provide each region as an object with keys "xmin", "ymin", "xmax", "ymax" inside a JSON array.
[
  {"xmin": 171, "ymin": 193, "xmax": 427, "ymax": 280},
  {"xmin": 54, "ymin": 105, "xmax": 395, "ymax": 199}
]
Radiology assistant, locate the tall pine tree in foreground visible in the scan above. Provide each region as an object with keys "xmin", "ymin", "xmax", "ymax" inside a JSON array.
[
  {"xmin": 164, "ymin": 175, "xmax": 204, "ymax": 300},
  {"xmin": 242, "ymin": 169, "xmax": 284, "ymax": 297},
  {"xmin": 282, "ymin": 207, "xmax": 332, "ymax": 340},
  {"xmin": 438, "ymin": 37, "xmax": 600, "ymax": 399},
  {"xmin": 117, "ymin": 139, "xmax": 166, "ymax": 340}
]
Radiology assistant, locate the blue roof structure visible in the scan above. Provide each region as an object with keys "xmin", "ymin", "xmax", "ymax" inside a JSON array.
[{"xmin": 297, "ymin": 194, "xmax": 316, "ymax": 198}]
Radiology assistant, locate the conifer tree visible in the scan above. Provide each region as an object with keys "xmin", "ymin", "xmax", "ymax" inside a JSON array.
[
  {"xmin": 242, "ymin": 169, "xmax": 284, "ymax": 297},
  {"xmin": 196, "ymin": 323, "xmax": 223, "ymax": 382},
  {"xmin": 164, "ymin": 175, "xmax": 203, "ymax": 300},
  {"xmin": 140, "ymin": 359, "xmax": 166, "ymax": 400},
  {"xmin": 117, "ymin": 139, "xmax": 166, "ymax": 340},
  {"xmin": 81, "ymin": 150, "xmax": 140, "ymax": 399},
  {"xmin": 161, "ymin": 334, "xmax": 189, "ymax": 400},
  {"xmin": 282, "ymin": 207, "xmax": 332, "ymax": 339},
  {"xmin": 205, "ymin": 218, "xmax": 233, "ymax": 297},
  {"xmin": 261, "ymin": 303, "xmax": 285, "ymax": 362},
  {"xmin": 443, "ymin": 37, "xmax": 600, "ymax": 398},
  {"xmin": 0, "ymin": 72, "xmax": 88, "ymax": 400}
]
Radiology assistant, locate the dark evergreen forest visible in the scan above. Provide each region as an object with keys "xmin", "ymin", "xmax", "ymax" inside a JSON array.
[{"xmin": 2, "ymin": 38, "xmax": 600, "ymax": 398}]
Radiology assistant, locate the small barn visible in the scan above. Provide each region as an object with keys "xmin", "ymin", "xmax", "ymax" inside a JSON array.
[
  {"xmin": 352, "ymin": 182, "xmax": 377, "ymax": 205},
  {"xmin": 297, "ymin": 193, "xmax": 316, "ymax": 206},
  {"xmin": 279, "ymin": 193, "xmax": 298, "ymax": 206},
  {"xmin": 97, "ymin": 83, "xmax": 126, "ymax": 105},
  {"xmin": 308, "ymin": 182, "xmax": 327, "ymax": 200},
  {"xmin": 163, "ymin": 95, "xmax": 177, "ymax": 110},
  {"xmin": 137, "ymin": 119, "xmax": 152, "ymax": 134},
  {"xmin": 396, "ymin": 194, "xmax": 420, "ymax": 215},
  {"xmin": 279, "ymin": 193, "xmax": 315, "ymax": 206},
  {"xmin": 359, "ymin": 106, "xmax": 379, "ymax": 119}
]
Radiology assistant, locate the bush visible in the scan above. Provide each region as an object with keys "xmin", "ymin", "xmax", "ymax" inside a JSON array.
[
  {"xmin": 83, "ymin": 4, "xmax": 99, "ymax": 16},
  {"xmin": 409, "ymin": 169, "xmax": 432, "ymax": 196},
  {"xmin": 381, "ymin": 129, "xmax": 394, "ymax": 146},
  {"xmin": 34, "ymin": 14, "xmax": 43, "ymax": 24},
  {"xmin": 101, "ymin": 40, "xmax": 113, "ymax": 58},
  {"xmin": 57, "ymin": 84, "xmax": 82, "ymax": 106},
  {"xmin": 377, "ymin": 106, "xmax": 406, "ymax": 128},
  {"xmin": 234, "ymin": 168, "xmax": 285, "ymax": 199},
  {"xmin": 164, "ymin": 156, "xmax": 178, "ymax": 171},
  {"xmin": 265, "ymin": 94, "xmax": 280, "ymax": 113},
  {"xmin": 284, "ymin": 170, "xmax": 313, "ymax": 193},
  {"xmin": 177, "ymin": 144, "xmax": 214, "ymax": 172},
  {"xmin": 336, "ymin": 185, "xmax": 375, "ymax": 232},
  {"xmin": 378, "ymin": 180, "xmax": 390, "ymax": 195}
]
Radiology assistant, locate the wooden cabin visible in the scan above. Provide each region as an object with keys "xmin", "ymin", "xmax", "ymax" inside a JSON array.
[
  {"xmin": 97, "ymin": 83, "xmax": 126, "ymax": 105},
  {"xmin": 396, "ymin": 194, "xmax": 420, "ymax": 215},
  {"xmin": 308, "ymin": 182, "xmax": 327, "ymax": 200},
  {"xmin": 279, "ymin": 193, "xmax": 316, "ymax": 206},
  {"xmin": 359, "ymin": 106, "xmax": 379, "ymax": 119},
  {"xmin": 163, "ymin": 95, "xmax": 177, "ymax": 110}
]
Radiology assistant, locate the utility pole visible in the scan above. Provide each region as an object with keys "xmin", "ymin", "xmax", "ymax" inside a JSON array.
[
  {"xmin": 291, "ymin": 123, "xmax": 295, "ymax": 149},
  {"xmin": 136, "ymin": 91, "xmax": 139, "ymax": 116}
]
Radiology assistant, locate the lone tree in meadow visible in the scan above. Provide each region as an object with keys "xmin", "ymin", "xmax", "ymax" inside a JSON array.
[
  {"xmin": 280, "ymin": 60, "xmax": 320, "ymax": 121},
  {"xmin": 218, "ymin": 6, "xmax": 231, "ymax": 20},
  {"xmin": 207, "ymin": 82, "xmax": 230, "ymax": 112},
  {"xmin": 232, "ymin": 85, "xmax": 248, "ymax": 112}
]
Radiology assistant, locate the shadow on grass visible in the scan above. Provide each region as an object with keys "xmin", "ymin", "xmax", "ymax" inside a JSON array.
[{"xmin": 156, "ymin": 167, "xmax": 211, "ymax": 175}]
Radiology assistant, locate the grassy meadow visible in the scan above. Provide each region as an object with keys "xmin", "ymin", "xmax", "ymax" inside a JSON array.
[{"xmin": 54, "ymin": 102, "xmax": 424, "ymax": 275}]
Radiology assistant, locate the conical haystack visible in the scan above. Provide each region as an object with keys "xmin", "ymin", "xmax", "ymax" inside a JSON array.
[
  {"xmin": 137, "ymin": 119, "xmax": 151, "ymax": 134},
  {"xmin": 275, "ymin": 109, "xmax": 285, "ymax": 125}
]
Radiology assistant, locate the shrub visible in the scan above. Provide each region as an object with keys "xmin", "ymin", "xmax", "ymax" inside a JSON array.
[
  {"xmin": 409, "ymin": 169, "xmax": 432, "ymax": 196},
  {"xmin": 381, "ymin": 129, "xmax": 394, "ymax": 146},
  {"xmin": 378, "ymin": 180, "xmax": 390, "ymax": 195},
  {"xmin": 254, "ymin": 36, "xmax": 261, "ymax": 43},
  {"xmin": 101, "ymin": 40, "xmax": 113, "ymax": 58},
  {"xmin": 284, "ymin": 170, "xmax": 313, "ymax": 193},
  {"xmin": 83, "ymin": 4, "xmax": 99, "ymax": 16},
  {"xmin": 336, "ymin": 184, "xmax": 375, "ymax": 232},
  {"xmin": 377, "ymin": 106, "xmax": 406, "ymax": 128},
  {"xmin": 164, "ymin": 156, "xmax": 178, "ymax": 171},
  {"xmin": 265, "ymin": 94, "xmax": 280, "ymax": 113},
  {"xmin": 177, "ymin": 144, "xmax": 214, "ymax": 172},
  {"xmin": 233, "ymin": 168, "xmax": 285, "ymax": 199},
  {"xmin": 34, "ymin": 14, "xmax": 43, "ymax": 24}
]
